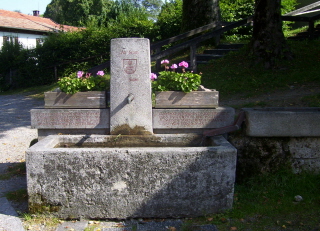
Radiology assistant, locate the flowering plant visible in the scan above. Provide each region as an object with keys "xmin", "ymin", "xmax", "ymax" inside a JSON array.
[
  {"xmin": 58, "ymin": 70, "xmax": 109, "ymax": 94},
  {"xmin": 151, "ymin": 60, "xmax": 202, "ymax": 93}
]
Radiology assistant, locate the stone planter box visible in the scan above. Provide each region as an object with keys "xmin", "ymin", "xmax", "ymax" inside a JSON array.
[
  {"xmin": 44, "ymin": 90, "xmax": 107, "ymax": 109},
  {"xmin": 155, "ymin": 90, "xmax": 219, "ymax": 108},
  {"xmin": 243, "ymin": 107, "xmax": 320, "ymax": 137}
]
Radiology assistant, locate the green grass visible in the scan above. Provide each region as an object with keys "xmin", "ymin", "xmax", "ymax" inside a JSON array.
[
  {"xmin": 182, "ymin": 169, "xmax": 320, "ymax": 231},
  {"xmin": 199, "ymin": 39, "xmax": 320, "ymax": 101}
]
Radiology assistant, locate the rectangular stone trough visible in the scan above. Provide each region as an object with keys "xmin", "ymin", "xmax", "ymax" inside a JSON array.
[
  {"xmin": 244, "ymin": 107, "xmax": 320, "ymax": 137},
  {"xmin": 26, "ymin": 134, "xmax": 237, "ymax": 219}
]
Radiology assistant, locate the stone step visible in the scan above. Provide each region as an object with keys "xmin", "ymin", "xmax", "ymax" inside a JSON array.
[
  {"xmin": 196, "ymin": 54, "xmax": 224, "ymax": 62},
  {"xmin": 203, "ymin": 49, "xmax": 239, "ymax": 55},
  {"xmin": 216, "ymin": 43, "xmax": 245, "ymax": 49},
  {"xmin": 195, "ymin": 43, "xmax": 244, "ymax": 65}
]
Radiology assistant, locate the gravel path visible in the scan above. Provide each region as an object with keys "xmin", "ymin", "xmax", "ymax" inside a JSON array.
[
  {"xmin": 0, "ymin": 94, "xmax": 44, "ymax": 215},
  {"xmin": 0, "ymin": 94, "xmax": 43, "ymax": 165}
]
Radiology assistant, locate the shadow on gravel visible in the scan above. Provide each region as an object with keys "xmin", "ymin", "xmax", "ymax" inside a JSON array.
[{"xmin": 0, "ymin": 95, "xmax": 43, "ymax": 139}]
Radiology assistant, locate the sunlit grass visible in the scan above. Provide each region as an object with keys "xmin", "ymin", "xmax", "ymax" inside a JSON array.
[{"xmin": 200, "ymin": 39, "xmax": 320, "ymax": 101}]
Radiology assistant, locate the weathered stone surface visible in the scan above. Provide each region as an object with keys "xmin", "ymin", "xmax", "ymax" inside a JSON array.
[
  {"xmin": 31, "ymin": 109, "xmax": 109, "ymax": 129},
  {"xmin": 289, "ymin": 138, "xmax": 320, "ymax": 173},
  {"xmin": 26, "ymin": 134, "xmax": 237, "ymax": 219},
  {"xmin": 153, "ymin": 107, "xmax": 234, "ymax": 129},
  {"xmin": 155, "ymin": 91, "xmax": 219, "ymax": 108},
  {"xmin": 31, "ymin": 107, "xmax": 235, "ymax": 137},
  {"xmin": 244, "ymin": 107, "xmax": 320, "ymax": 137},
  {"xmin": 44, "ymin": 91, "xmax": 107, "ymax": 109},
  {"xmin": 229, "ymin": 130, "xmax": 320, "ymax": 179},
  {"xmin": 110, "ymin": 38, "xmax": 153, "ymax": 135}
]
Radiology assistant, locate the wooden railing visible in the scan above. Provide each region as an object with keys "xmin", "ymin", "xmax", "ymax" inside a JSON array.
[
  {"xmin": 151, "ymin": 17, "xmax": 253, "ymax": 71},
  {"xmin": 282, "ymin": 0, "xmax": 320, "ymax": 39},
  {"xmin": 87, "ymin": 2, "xmax": 320, "ymax": 73}
]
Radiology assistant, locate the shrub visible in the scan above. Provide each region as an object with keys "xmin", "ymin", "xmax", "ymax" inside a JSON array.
[{"xmin": 153, "ymin": 0, "xmax": 183, "ymax": 41}]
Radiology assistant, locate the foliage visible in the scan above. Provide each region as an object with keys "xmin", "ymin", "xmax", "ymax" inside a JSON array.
[
  {"xmin": 44, "ymin": 0, "xmax": 161, "ymax": 27},
  {"xmin": 153, "ymin": 0, "xmax": 183, "ymax": 41},
  {"xmin": 1, "ymin": 1, "xmax": 154, "ymax": 90},
  {"xmin": 58, "ymin": 70, "xmax": 109, "ymax": 94},
  {"xmin": 0, "ymin": 41, "xmax": 44, "ymax": 89},
  {"xmin": 151, "ymin": 60, "xmax": 201, "ymax": 92},
  {"xmin": 34, "ymin": 27, "xmax": 113, "ymax": 84},
  {"xmin": 139, "ymin": 0, "xmax": 163, "ymax": 21},
  {"xmin": 106, "ymin": 0, "xmax": 154, "ymax": 38},
  {"xmin": 220, "ymin": 0, "xmax": 298, "ymax": 41},
  {"xmin": 44, "ymin": 0, "xmax": 114, "ymax": 27}
]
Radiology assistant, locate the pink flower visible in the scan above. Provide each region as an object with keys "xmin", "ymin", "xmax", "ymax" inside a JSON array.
[
  {"xmin": 150, "ymin": 73, "xmax": 157, "ymax": 80},
  {"xmin": 77, "ymin": 71, "xmax": 84, "ymax": 78},
  {"xmin": 97, "ymin": 71, "xmax": 105, "ymax": 76},
  {"xmin": 161, "ymin": 60, "xmax": 169, "ymax": 65},
  {"xmin": 171, "ymin": 64, "xmax": 178, "ymax": 70},
  {"xmin": 85, "ymin": 73, "xmax": 91, "ymax": 78},
  {"xmin": 179, "ymin": 61, "xmax": 189, "ymax": 68}
]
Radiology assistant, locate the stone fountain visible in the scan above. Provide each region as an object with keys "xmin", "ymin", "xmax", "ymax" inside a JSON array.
[{"xmin": 27, "ymin": 38, "xmax": 237, "ymax": 219}]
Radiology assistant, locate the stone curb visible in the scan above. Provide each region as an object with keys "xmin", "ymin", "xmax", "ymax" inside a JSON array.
[
  {"xmin": 55, "ymin": 219, "xmax": 219, "ymax": 231},
  {"xmin": 0, "ymin": 197, "xmax": 25, "ymax": 231}
]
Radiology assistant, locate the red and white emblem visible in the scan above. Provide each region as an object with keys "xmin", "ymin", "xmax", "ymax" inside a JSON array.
[{"xmin": 123, "ymin": 59, "xmax": 137, "ymax": 74}]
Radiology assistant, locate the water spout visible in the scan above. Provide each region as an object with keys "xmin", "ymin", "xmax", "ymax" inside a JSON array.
[{"xmin": 127, "ymin": 93, "xmax": 134, "ymax": 104}]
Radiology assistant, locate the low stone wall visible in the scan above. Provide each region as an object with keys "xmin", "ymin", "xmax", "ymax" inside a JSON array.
[
  {"xmin": 230, "ymin": 107, "xmax": 320, "ymax": 180},
  {"xmin": 243, "ymin": 107, "xmax": 320, "ymax": 137}
]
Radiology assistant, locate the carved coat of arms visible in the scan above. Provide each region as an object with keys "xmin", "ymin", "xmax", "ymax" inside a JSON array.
[{"xmin": 123, "ymin": 59, "xmax": 137, "ymax": 74}]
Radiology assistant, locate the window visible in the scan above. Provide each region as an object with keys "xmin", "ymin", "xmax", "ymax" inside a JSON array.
[
  {"xmin": 3, "ymin": 36, "xmax": 18, "ymax": 44},
  {"xmin": 36, "ymin": 38, "xmax": 44, "ymax": 46}
]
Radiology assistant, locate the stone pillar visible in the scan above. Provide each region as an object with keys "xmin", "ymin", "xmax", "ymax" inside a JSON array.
[{"xmin": 110, "ymin": 38, "xmax": 153, "ymax": 135}]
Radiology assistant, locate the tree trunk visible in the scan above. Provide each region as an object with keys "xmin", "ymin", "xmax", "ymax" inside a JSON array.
[
  {"xmin": 250, "ymin": 0, "xmax": 293, "ymax": 69},
  {"xmin": 181, "ymin": 0, "xmax": 220, "ymax": 32}
]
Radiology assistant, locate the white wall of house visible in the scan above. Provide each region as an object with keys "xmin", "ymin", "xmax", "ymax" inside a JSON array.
[{"xmin": 0, "ymin": 31, "xmax": 47, "ymax": 49}]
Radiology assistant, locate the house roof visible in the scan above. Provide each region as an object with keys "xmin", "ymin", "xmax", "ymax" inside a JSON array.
[{"xmin": 0, "ymin": 9, "xmax": 80, "ymax": 33}]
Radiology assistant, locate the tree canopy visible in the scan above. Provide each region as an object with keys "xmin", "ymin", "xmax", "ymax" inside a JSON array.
[{"xmin": 44, "ymin": 0, "xmax": 162, "ymax": 27}]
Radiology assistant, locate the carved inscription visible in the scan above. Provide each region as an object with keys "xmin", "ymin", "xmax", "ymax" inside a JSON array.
[
  {"xmin": 32, "ymin": 110, "xmax": 108, "ymax": 128},
  {"xmin": 123, "ymin": 59, "xmax": 137, "ymax": 74},
  {"xmin": 155, "ymin": 110, "xmax": 232, "ymax": 128},
  {"xmin": 120, "ymin": 50, "xmax": 139, "ymax": 55}
]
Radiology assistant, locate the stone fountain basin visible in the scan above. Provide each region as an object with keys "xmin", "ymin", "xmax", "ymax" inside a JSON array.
[
  {"xmin": 243, "ymin": 107, "xmax": 320, "ymax": 137},
  {"xmin": 26, "ymin": 134, "xmax": 237, "ymax": 219}
]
